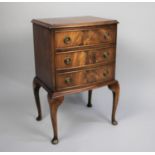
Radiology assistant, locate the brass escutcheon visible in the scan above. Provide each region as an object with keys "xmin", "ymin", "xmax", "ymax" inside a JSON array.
[
  {"xmin": 64, "ymin": 36, "xmax": 71, "ymax": 44},
  {"xmin": 102, "ymin": 51, "xmax": 109, "ymax": 59},
  {"xmin": 104, "ymin": 31, "xmax": 110, "ymax": 39},
  {"xmin": 64, "ymin": 57, "xmax": 72, "ymax": 65},
  {"xmin": 103, "ymin": 70, "xmax": 109, "ymax": 78},
  {"xmin": 64, "ymin": 77, "xmax": 72, "ymax": 84}
]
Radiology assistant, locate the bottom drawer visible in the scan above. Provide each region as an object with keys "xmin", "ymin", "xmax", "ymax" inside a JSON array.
[{"xmin": 56, "ymin": 64, "xmax": 115, "ymax": 90}]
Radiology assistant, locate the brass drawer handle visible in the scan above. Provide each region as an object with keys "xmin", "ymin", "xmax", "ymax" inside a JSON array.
[
  {"xmin": 64, "ymin": 57, "xmax": 72, "ymax": 65},
  {"xmin": 64, "ymin": 36, "xmax": 71, "ymax": 44},
  {"xmin": 103, "ymin": 70, "xmax": 109, "ymax": 78},
  {"xmin": 104, "ymin": 32, "xmax": 110, "ymax": 40},
  {"xmin": 64, "ymin": 77, "xmax": 72, "ymax": 84},
  {"xmin": 102, "ymin": 51, "xmax": 109, "ymax": 59}
]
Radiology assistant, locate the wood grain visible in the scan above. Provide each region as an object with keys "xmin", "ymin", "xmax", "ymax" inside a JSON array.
[
  {"xmin": 56, "ymin": 47, "xmax": 115, "ymax": 70},
  {"xmin": 33, "ymin": 24, "xmax": 54, "ymax": 90},
  {"xmin": 55, "ymin": 25, "xmax": 116, "ymax": 48},
  {"xmin": 32, "ymin": 16, "xmax": 118, "ymax": 29},
  {"xmin": 56, "ymin": 64, "xmax": 115, "ymax": 90}
]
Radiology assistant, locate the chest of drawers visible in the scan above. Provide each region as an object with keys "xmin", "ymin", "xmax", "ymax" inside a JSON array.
[{"xmin": 32, "ymin": 16, "xmax": 120, "ymax": 144}]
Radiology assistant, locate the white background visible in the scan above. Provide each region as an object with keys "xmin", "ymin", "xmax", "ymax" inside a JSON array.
[{"xmin": 0, "ymin": 3, "xmax": 155, "ymax": 151}]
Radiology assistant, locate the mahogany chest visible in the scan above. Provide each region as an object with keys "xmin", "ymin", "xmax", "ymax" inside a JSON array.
[{"xmin": 32, "ymin": 16, "xmax": 120, "ymax": 144}]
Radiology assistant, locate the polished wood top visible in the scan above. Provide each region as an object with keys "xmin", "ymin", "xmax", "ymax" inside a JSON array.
[{"xmin": 32, "ymin": 16, "xmax": 118, "ymax": 29}]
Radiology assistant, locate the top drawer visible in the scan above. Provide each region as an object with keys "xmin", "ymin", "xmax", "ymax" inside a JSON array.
[{"xmin": 55, "ymin": 25, "xmax": 116, "ymax": 49}]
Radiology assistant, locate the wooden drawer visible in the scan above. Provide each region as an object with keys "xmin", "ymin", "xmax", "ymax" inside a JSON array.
[
  {"xmin": 55, "ymin": 25, "xmax": 116, "ymax": 49},
  {"xmin": 56, "ymin": 47, "xmax": 115, "ymax": 70},
  {"xmin": 56, "ymin": 64, "xmax": 115, "ymax": 90}
]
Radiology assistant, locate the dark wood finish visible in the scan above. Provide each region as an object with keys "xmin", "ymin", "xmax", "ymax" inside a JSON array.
[
  {"xmin": 33, "ymin": 24, "xmax": 54, "ymax": 90},
  {"xmin": 32, "ymin": 16, "xmax": 120, "ymax": 144},
  {"xmin": 87, "ymin": 90, "xmax": 92, "ymax": 107},
  {"xmin": 33, "ymin": 77, "xmax": 42, "ymax": 121}
]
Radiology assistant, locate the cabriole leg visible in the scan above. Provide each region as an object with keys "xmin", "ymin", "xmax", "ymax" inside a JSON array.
[
  {"xmin": 87, "ymin": 90, "xmax": 92, "ymax": 107},
  {"xmin": 48, "ymin": 94, "xmax": 64, "ymax": 144},
  {"xmin": 108, "ymin": 81, "xmax": 120, "ymax": 125},
  {"xmin": 33, "ymin": 77, "xmax": 42, "ymax": 121}
]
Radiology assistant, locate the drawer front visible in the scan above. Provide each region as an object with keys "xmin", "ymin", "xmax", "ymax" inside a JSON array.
[
  {"xmin": 55, "ymin": 25, "xmax": 116, "ymax": 49},
  {"xmin": 56, "ymin": 64, "xmax": 115, "ymax": 90},
  {"xmin": 56, "ymin": 47, "xmax": 115, "ymax": 70}
]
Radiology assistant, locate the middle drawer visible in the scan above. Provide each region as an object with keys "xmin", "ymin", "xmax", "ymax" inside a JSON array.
[{"xmin": 56, "ymin": 47, "xmax": 115, "ymax": 70}]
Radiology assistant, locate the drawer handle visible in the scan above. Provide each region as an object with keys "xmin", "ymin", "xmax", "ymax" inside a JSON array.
[
  {"xmin": 64, "ymin": 77, "xmax": 72, "ymax": 84},
  {"xmin": 64, "ymin": 57, "xmax": 72, "ymax": 65},
  {"xmin": 103, "ymin": 70, "xmax": 109, "ymax": 78},
  {"xmin": 64, "ymin": 36, "xmax": 71, "ymax": 44},
  {"xmin": 104, "ymin": 32, "xmax": 110, "ymax": 40},
  {"xmin": 102, "ymin": 51, "xmax": 109, "ymax": 59}
]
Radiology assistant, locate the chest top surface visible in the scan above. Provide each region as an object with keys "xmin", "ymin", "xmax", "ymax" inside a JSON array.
[{"xmin": 32, "ymin": 16, "xmax": 118, "ymax": 29}]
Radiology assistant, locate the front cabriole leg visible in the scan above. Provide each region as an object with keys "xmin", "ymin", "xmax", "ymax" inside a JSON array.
[
  {"xmin": 108, "ymin": 81, "xmax": 120, "ymax": 125},
  {"xmin": 48, "ymin": 93, "xmax": 64, "ymax": 144}
]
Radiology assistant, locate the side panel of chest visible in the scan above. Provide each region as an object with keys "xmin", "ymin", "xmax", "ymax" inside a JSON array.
[{"xmin": 33, "ymin": 24, "xmax": 55, "ymax": 90}]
